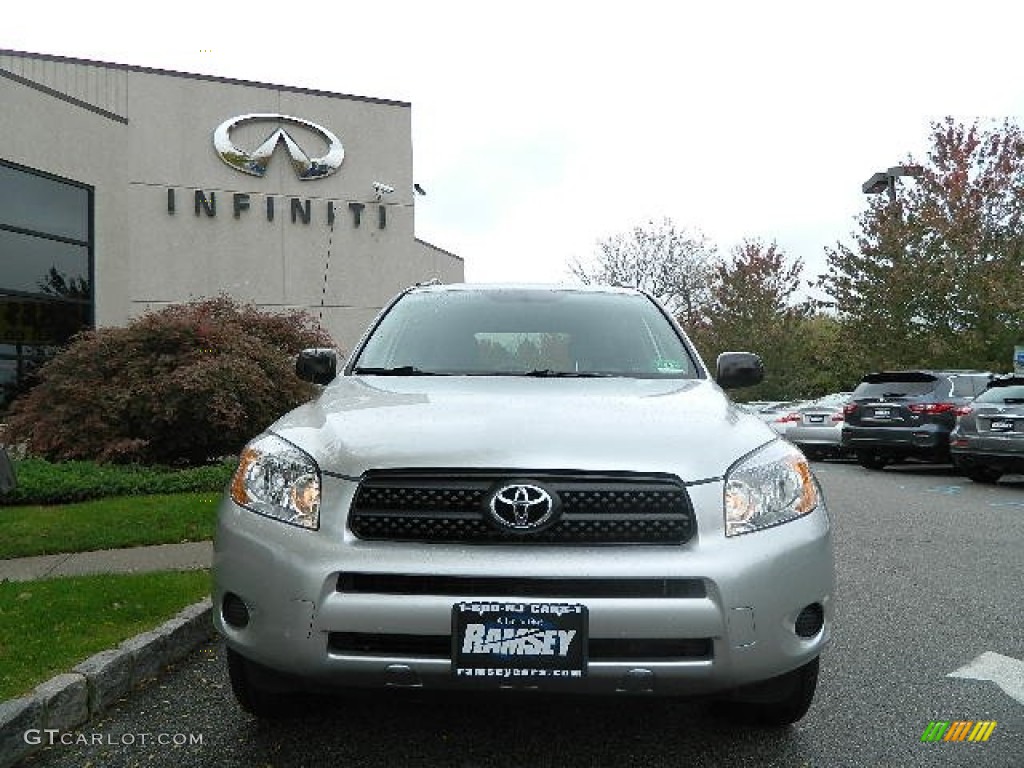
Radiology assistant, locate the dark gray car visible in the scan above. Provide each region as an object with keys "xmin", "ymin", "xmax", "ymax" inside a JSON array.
[
  {"xmin": 841, "ymin": 370, "xmax": 993, "ymax": 469},
  {"xmin": 950, "ymin": 376, "xmax": 1024, "ymax": 483}
]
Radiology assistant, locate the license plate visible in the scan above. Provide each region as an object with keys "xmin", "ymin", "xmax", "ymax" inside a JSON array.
[
  {"xmin": 452, "ymin": 602, "xmax": 588, "ymax": 681},
  {"xmin": 873, "ymin": 407, "xmax": 892, "ymax": 418},
  {"xmin": 808, "ymin": 415, "xmax": 825, "ymax": 424},
  {"xmin": 990, "ymin": 420, "xmax": 1014, "ymax": 432}
]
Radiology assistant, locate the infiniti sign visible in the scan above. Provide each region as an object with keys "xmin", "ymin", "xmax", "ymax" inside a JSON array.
[{"xmin": 213, "ymin": 114, "xmax": 344, "ymax": 180}]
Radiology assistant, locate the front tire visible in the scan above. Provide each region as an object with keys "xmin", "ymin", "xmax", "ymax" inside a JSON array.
[
  {"xmin": 965, "ymin": 466, "xmax": 1001, "ymax": 484},
  {"xmin": 713, "ymin": 657, "xmax": 820, "ymax": 727},
  {"xmin": 226, "ymin": 648, "xmax": 300, "ymax": 719}
]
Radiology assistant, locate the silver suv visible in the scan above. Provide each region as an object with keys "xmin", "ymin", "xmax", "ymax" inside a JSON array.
[{"xmin": 214, "ymin": 284, "xmax": 834, "ymax": 725}]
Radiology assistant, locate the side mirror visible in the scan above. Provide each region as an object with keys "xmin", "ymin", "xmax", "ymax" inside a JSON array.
[
  {"xmin": 715, "ymin": 352, "xmax": 764, "ymax": 390},
  {"xmin": 296, "ymin": 348, "xmax": 338, "ymax": 385}
]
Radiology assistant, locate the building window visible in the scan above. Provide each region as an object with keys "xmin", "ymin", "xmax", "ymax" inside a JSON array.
[{"xmin": 0, "ymin": 160, "xmax": 93, "ymax": 410}]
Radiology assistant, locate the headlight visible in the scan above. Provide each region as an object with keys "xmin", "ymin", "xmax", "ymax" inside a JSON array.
[
  {"xmin": 230, "ymin": 433, "xmax": 321, "ymax": 529},
  {"xmin": 724, "ymin": 441, "xmax": 818, "ymax": 536}
]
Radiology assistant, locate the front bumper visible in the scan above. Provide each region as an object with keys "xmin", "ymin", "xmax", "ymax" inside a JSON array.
[{"xmin": 213, "ymin": 478, "xmax": 834, "ymax": 696}]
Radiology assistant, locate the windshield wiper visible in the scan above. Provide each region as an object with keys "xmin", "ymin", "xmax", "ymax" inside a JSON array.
[
  {"xmin": 522, "ymin": 369, "xmax": 615, "ymax": 378},
  {"xmin": 352, "ymin": 366, "xmax": 439, "ymax": 376}
]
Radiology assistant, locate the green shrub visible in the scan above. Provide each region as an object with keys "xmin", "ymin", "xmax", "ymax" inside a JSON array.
[
  {"xmin": 4, "ymin": 296, "xmax": 333, "ymax": 466},
  {"xmin": 1, "ymin": 457, "xmax": 235, "ymax": 505}
]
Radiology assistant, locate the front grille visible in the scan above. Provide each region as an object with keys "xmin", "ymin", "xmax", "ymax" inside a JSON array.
[
  {"xmin": 348, "ymin": 470, "xmax": 695, "ymax": 544},
  {"xmin": 337, "ymin": 573, "xmax": 706, "ymax": 598},
  {"xmin": 328, "ymin": 632, "xmax": 713, "ymax": 660}
]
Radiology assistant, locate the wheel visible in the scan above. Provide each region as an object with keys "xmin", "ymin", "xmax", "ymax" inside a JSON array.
[
  {"xmin": 712, "ymin": 657, "xmax": 820, "ymax": 727},
  {"xmin": 965, "ymin": 466, "xmax": 1001, "ymax": 484},
  {"xmin": 226, "ymin": 648, "xmax": 300, "ymax": 719},
  {"xmin": 856, "ymin": 450, "xmax": 887, "ymax": 470}
]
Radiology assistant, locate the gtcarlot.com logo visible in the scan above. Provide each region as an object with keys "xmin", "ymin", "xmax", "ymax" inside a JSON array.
[
  {"xmin": 921, "ymin": 720, "xmax": 997, "ymax": 743},
  {"xmin": 23, "ymin": 729, "xmax": 203, "ymax": 747}
]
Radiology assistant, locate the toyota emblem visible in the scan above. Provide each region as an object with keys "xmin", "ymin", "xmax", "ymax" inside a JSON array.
[{"xmin": 487, "ymin": 483, "xmax": 559, "ymax": 533}]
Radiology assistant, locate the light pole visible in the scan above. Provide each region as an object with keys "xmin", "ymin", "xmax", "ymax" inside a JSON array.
[{"xmin": 862, "ymin": 165, "xmax": 924, "ymax": 203}]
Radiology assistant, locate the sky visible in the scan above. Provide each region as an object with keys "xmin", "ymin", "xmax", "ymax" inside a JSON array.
[{"xmin": 6, "ymin": 1, "xmax": 1024, "ymax": 298}]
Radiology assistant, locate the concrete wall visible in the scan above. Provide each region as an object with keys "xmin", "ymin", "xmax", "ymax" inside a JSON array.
[{"xmin": 0, "ymin": 51, "xmax": 463, "ymax": 352}]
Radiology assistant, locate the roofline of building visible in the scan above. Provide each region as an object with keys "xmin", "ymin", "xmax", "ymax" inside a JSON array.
[
  {"xmin": 416, "ymin": 237, "xmax": 464, "ymax": 263},
  {"xmin": 0, "ymin": 48, "xmax": 411, "ymax": 108},
  {"xmin": 0, "ymin": 67, "xmax": 130, "ymax": 124}
]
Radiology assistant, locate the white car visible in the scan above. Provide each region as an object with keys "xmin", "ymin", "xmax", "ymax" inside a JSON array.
[{"xmin": 214, "ymin": 284, "xmax": 835, "ymax": 726}]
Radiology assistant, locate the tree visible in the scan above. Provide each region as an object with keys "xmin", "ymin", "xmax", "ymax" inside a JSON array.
[
  {"xmin": 4, "ymin": 296, "xmax": 333, "ymax": 465},
  {"xmin": 691, "ymin": 239, "xmax": 812, "ymax": 399},
  {"xmin": 569, "ymin": 218, "xmax": 716, "ymax": 329},
  {"xmin": 817, "ymin": 118, "xmax": 1024, "ymax": 372},
  {"xmin": 39, "ymin": 266, "xmax": 91, "ymax": 301}
]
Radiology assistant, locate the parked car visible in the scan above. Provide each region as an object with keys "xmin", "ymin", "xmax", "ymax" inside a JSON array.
[
  {"xmin": 752, "ymin": 400, "xmax": 811, "ymax": 436},
  {"xmin": 785, "ymin": 393, "xmax": 852, "ymax": 461},
  {"xmin": 842, "ymin": 370, "xmax": 993, "ymax": 470},
  {"xmin": 214, "ymin": 284, "xmax": 834, "ymax": 726},
  {"xmin": 950, "ymin": 375, "xmax": 1024, "ymax": 483}
]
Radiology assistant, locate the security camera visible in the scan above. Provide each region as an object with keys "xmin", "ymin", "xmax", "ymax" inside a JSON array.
[{"xmin": 372, "ymin": 182, "xmax": 395, "ymax": 197}]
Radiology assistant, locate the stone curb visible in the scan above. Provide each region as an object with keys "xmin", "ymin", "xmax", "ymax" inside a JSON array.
[{"xmin": 0, "ymin": 598, "xmax": 214, "ymax": 768}]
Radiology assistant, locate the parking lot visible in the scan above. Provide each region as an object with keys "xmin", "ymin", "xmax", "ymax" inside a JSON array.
[{"xmin": 19, "ymin": 459, "xmax": 1021, "ymax": 768}]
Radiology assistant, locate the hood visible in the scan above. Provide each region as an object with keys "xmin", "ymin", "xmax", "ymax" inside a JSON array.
[{"xmin": 269, "ymin": 376, "xmax": 777, "ymax": 482}]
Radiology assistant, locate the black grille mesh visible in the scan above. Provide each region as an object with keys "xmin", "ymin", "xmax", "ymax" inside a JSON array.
[
  {"xmin": 328, "ymin": 632, "xmax": 713, "ymax": 660},
  {"xmin": 337, "ymin": 573, "xmax": 706, "ymax": 598},
  {"xmin": 349, "ymin": 470, "xmax": 695, "ymax": 544}
]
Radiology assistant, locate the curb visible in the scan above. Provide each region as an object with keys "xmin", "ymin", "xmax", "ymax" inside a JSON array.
[{"xmin": 0, "ymin": 598, "xmax": 214, "ymax": 768}]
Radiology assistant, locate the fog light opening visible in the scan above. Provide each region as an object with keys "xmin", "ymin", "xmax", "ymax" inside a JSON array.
[
  {"xmin": 222, "ymin": 592, "xmax": 251, "ymax": 629},
  {"xmin": 794, "ymin": 603, "xmax": 824, "ymax": 638}
]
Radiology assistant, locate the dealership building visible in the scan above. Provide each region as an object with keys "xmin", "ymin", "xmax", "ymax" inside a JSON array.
[{"xmin": 0, "ymin": 49, "xmax": 463, "ymax": 404}]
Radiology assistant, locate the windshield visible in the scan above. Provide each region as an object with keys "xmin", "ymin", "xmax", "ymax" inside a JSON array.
[
  {"xmin": 804, "ymin": 393, "xmax": 849, "ymax": 409},
  {"xmin": 351, "ymin": 288, "xmax": 700, "ymax": 378},
  {"xmin": 852, "ymin": 376, "xmax": 943, "ymax": 399}
]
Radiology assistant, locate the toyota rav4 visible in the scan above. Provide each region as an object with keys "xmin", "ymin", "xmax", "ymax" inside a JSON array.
[{"xmin": 213, "ymin": 284, "xmax": 834, "ymax": 725}]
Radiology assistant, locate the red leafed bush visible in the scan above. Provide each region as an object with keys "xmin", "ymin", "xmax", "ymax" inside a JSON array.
[{"xmin": 5, "ymin": 296, "xmax": 333, "ymax": 465}]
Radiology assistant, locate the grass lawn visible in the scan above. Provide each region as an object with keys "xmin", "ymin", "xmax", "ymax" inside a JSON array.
[
  {"xmin": 0, "ymin": 493, "xmax": 220, "ymax": 559},
  {"xmin": 0, "ymin": 570, "xmax": 211, "ymax": 700}
]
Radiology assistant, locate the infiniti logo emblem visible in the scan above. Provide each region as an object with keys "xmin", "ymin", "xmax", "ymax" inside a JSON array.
[
  {"xmin": 487, "ymin": 483, "xmax": 559, "ymax": 533},
  {"xmin": 213, "ymin": 114, "xmax": 345, "ymax": 180}
]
